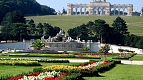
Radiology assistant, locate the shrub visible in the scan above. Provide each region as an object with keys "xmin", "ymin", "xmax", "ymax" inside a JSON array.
[{"xmin": 0, "ymin": 60, "xmax": 41, "ymax": 66}]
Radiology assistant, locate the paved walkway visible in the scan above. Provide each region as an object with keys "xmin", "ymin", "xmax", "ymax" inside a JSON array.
[
  {"xmin": 68, "ymin": 59, "xmax": 143, "ymax": 65},
  {"xmin": 121, "ymin": 60, "xmax": 143, "ymax": 65}
]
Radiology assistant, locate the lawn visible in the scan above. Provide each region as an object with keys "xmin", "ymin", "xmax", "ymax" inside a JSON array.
[
  {"xmin": 0, "ymin": 63, "xmax": 81, "ymax": 77},
  {"xmin": 132, "ymin": 54, "xmax": 143, "ymax": 61},
  {"xmin": 84, "ymin": 64, "xmax": 143, "ymax": 80},
  {"xmin": 25, "ymin": 16, "xmax": 143, "ymax": 36},
  {"xmin": 0, "ymin": 65, "xmax": 35, "ymax": 77},
  {"xmin": 1, "ymin": 63, "xmax": 143, "ymax": 80}
]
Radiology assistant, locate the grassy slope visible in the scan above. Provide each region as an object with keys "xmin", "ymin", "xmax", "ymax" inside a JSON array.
[
  {"xmin": 25, "ymin": 16, "xmax": 143, "ymax": 36},
  {"xmin": 84, "ymin": 64, "xmax": 143, "ymax": 80}
]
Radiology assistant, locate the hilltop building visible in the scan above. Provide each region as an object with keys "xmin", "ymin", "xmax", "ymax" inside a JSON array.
[{"xmin": 67, "ymin": 0, "xmax": 133, "ymax": 16}]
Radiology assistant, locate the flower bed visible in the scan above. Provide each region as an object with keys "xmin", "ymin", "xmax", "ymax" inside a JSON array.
[
  {"xmin": 2, "ymin": 61, "xmax": 116, "ymax": 80},
  {"xmin": 112, "ymin": 53, "xmax": 137, "ymax": 60},
  {"xmin": 0, "ymin": 60, "xmax": 41, "ymax": 66},
  {"xmin": 9, "ymin": 53, "xmax": 101, "ymax": 59},
  {"xmin": 74, "ymin": 53, "xmax": 101, "ymax": 59},
  {"xmin": 7, "ymin": 71, "xmax": 83, "ymax": 80},
  {"xmin": 15, "ymin": 50, "xmax": 58, "ymax": 54},
  {"xmin": 36, "ymin": 61, "xmax": 115, "ymax": 77}
]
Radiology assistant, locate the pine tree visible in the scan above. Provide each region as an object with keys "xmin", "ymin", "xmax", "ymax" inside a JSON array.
[{"xmin": 112, "ymin": 17, "xmax": 129, "ymax": 35}]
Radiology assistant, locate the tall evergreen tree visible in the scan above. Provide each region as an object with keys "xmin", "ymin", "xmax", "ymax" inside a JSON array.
[
  {"xmin": 93, "ymin": 19, "xmax": 112, "ymax": 43},
  {"xmin": 112, "ymin": 17, "xmax": 129, "ymax": 35},
  {"xmin": 62, "ymin": 7, "xmax": 67, "ymax": 14},
  {"xmin": 1, "ymin": 10, "xmax": 25, "ymax": 25}
]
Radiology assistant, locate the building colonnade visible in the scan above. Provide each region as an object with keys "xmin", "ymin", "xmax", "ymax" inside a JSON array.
[{"xmin": 67, "ymin": 0, "xmax": 133, "ymax": 16}]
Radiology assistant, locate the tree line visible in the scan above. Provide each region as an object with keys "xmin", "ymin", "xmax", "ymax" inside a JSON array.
[
  {"xmin": 68, "ymin": 17, "xmax": 143, "ymax": 49},
  {"xmin": 0, "ymin": 10, "xmax": 61, "ymax": 42},
  {"xmin": 0, "ymin": 0, "xmax": 56, "ymax": 23}
]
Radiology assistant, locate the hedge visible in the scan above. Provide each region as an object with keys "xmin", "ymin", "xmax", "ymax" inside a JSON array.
[{"xmin": 0, "ymin": 58, "xmax": 70, "ymax": 63}]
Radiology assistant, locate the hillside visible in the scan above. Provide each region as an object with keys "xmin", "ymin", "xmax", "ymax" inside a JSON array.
[
  {"xmin": 25, "ymin": 16, "xmax": 143, "ymax": 36},
  {"xmin": 0, "ymin": 0, "xmax": 56, "ymax": 23}
]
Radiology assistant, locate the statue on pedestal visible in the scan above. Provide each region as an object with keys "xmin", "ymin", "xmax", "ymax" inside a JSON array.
[{"xmin": 140, "ymin": 7, "xmax": 143, "ymax": 16}]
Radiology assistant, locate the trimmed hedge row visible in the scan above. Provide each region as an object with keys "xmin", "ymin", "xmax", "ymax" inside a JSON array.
[
  {"xmin": 89, "ymin": 60, "xmax": 121, "ymax": 64},
  {"xmin": 112, "ymin": 53, "xmax": 137, "ymax": 60},
  {"xmin": 0, "ymin": 58, "xmax": 70, "ymax": 63},
  {"xmin": 9, "ymin": 54, "xmax": 101, "ymax": 59},
  {"xmin": 37, "ymin": 59, "xmax": 69, "ymax": 63},
  {"xmin": 61, "ymin": 73, "xmax": 84, "ymax": 80},
  {"xmin": 0, "ymin": 60, "xmax": 41, "ymax": 66}
]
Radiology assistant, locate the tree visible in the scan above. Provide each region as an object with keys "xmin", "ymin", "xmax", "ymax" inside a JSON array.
[
  {"xmin": 68, "ymin": 28, "xmax": 79, "ymax": 37},
  {"xmin": 62, "ymin": 7, "xmax": 67, "ymax": 14},
  {"xmin": 0, "ymin": 0, "xmax": 56, "ymax": 23},
  {"xmin": 93, "ymin": 19, "xmax": 112, "ymax": 43},
  {"xmin": 36, "ymin": 22, "xmax": 44, "ymax": 36},
  {"xmin": 27, "ymin": 19, "xmax": 36, "ymax": 36},
  {"xmin": 81, "ymin": 46, "xmax": 90, "ymax": 51},
  {"xmin": 137, "ymin": 37, "xmax": 143, "ymax": 49},
  {"xmin": 100, "ymin": 44, "xmax": 110, "ymax": 60},
  {"xmin": 78, "ymin": 24, "xmax": 89, "ymax": 37},
  {"xmin": 112, "ymin": 17, "xmax": 129, "ymax": 35},
  {"xmin": 53, "ymin": 26, "xmax": 61, "ymax": 36},
  {"xmin": 1, "ymin": 10, "xmax": 25, "ymax": 25},
  {"xmin": 0, "ymin": 10, "xmax": 26, "ymax": 41},
  {"xmin": 11, "ymin": 23, "xmax": 28, "ymax": 41},
  {"xmin": 31, "ymin": 39, "xmax": 45, "ymax": 50},
  {"xmin": 86, "ymin": 21, "xmax": 95, "ymax": 36},
  {"xmin": 0, "ymin": 23, "xmax": 13, "ymax": 42}
]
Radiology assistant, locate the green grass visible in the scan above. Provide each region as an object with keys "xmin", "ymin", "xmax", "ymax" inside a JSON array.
[
  {"xmin": 132, "ymin": 54, "xmax": 143, "ymax": 61},
  {"xmin": 84, "ymin": 64, "xmax": 143, "ymax": 80},
  {"xmin": 0, "ymin": 62, "xmax": 81, "ymax": 77},
  {"xmin": 25, "ymin": 16, "xmax": 143, "ymax": 36},
  {"xmin": 0, "ymin": 65, "xmax": 35, "ymax": 76}
]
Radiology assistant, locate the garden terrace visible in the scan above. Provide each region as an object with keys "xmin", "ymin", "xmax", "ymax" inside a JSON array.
[
  {"xmin": 5, "ymin": 52, "xmax": 136, "ymax": 60},
  {"xmin": 0, "ymin": 60, "xmax": 117, "ymax": 80}
]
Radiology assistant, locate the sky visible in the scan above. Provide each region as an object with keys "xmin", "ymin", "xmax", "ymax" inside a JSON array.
[{"xmin": 36, "ymin": 0, "xmax": 142, "ymax": 12}]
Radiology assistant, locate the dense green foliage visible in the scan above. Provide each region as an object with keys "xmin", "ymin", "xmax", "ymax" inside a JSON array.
[
  {"xmin": 31, "ymin": 39, "xmax": 45, "ymax": 50},
  {"xmin": 0, "ymin": 0, "xmax": 56, "ymax": 23},
  {"xmin": 100, "ymin": 44, "xmax": 110, "ymax": 54},
  {"xmin": 68, "ymin": 17, "xmax": 127, "ymax": 44},
  {"xmin": 0, "ymin": 60, "xmax": 41, "ymax": 66},
  {"xmin": 0, "ymin": 11, "xmax": 61, "ymax": 41}
]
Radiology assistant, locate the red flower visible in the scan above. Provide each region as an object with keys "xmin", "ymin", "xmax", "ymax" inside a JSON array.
[
  {"xmin": 89, "ymin": 62, "xmax": 95, "ymax": 64},
  {"xmin": 91, "ymin": 66, "xmax": 95, "ymax": 70},
  {"xmin": 55, "ymin": 73, "xmax": 71, "ymax": 80},
  {"xmin": 8, "ymin": 76, "xmax": 15, "ymax": 80},
  {"xmin": 80, "ymin": 64, "xmax": 85, "ymax": 66},
  {"xmin": 44, "ymin": 77, "xmax": 55, "ymax": 80},
  {"xmin": 29, "ymin": 72, "xmax": 40, "ymax": 76},
  {"xmin": 103, "ymin": 61, "xmax": 110, "ymax": 65},
  {"xmin": 77, "ymin": 54, "xmax": 84, "ymax": 56},
  {"xmin": 8, "ymin": 75, "xmax": 24, "ymax": 80}
]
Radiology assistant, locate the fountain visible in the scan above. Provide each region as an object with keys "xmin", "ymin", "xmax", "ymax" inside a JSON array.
[{"xmin": 42, "ymin": 30, "xmax": 83, "ymax": 51}]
